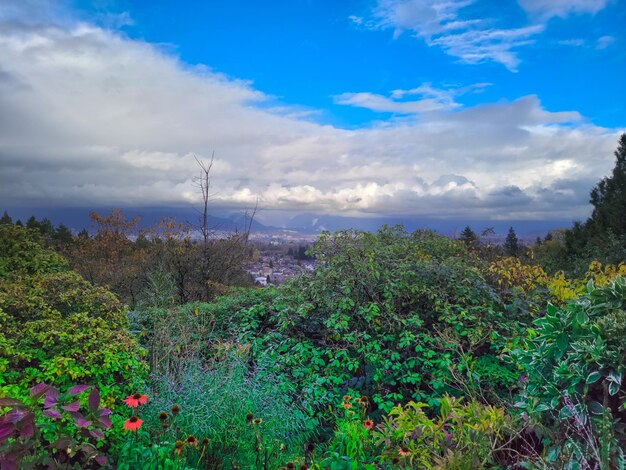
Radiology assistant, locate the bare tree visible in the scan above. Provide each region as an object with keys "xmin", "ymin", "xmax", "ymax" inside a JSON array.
[
  {"xmin": 193, "ymin": 153, "xmax": 215, "ymax": 299},
  {"xmin": 194, "ymin": 153, "xmax": 214, "ymax": 249},
  {"xmin": 192, "ymin": 153, "xmax": 258, "ymax": 299}
]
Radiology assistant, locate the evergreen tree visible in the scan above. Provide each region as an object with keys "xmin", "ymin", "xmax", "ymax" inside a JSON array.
[
  {"xmin": 53, "ymin": 223, "xmax": 74, "ymax": 245},
  {"xmin": 504, "ymin": 227, "xmax": 519, "ymax": 257},
  {"xmin": 38, "ymin": 218, "xmax": 55, "ymax": 237},
  {"xmin": 26, "ymin": 215, "xmax": 39, "ymax": 230},
  {"xmin": 459, "ymin": 226, "xmax": 478, "ymax": 248},
  {"xmin": 0, "ymin": 211, "xmax": 12, "ymax": 225},
  {"xmin": 589, "ymin": 133, "xmax": 626, "ymax": 238}
]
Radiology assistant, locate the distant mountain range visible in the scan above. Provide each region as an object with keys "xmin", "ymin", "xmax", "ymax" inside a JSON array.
[{"xmin": 3, "ymin": 206, "xmax": 576, "ymax": 240}]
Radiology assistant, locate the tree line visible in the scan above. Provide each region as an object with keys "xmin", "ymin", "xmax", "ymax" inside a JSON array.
[{"xmin": 0, "ymin": 209, "xmax": 253, "ymax": 308}]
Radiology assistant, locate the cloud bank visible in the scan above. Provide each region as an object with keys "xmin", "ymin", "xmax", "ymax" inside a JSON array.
[{"xmin": 0, "ymin": 2, "xmax": 621, "ymax": 222}]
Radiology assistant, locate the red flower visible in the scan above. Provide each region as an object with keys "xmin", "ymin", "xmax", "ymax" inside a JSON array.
[
  {"xmin": 341, "ymin": 402, "xmax": 352, "ymax": 409},
  {"xmin": 363, "ymin": 419, "xmax": 374, "ymax": 430},
  {"xmin": 123, "ymin": 416, "xmax": 143, "ymax": 432},
  {"xmin": 124, "ymin": 393, "xmax": 148, "ymax": 408}
]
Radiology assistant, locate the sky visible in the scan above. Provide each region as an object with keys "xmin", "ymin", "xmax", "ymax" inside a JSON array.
[{"xmin": 0, "ymin": 0, "xmax": 625, "ymax": 227}]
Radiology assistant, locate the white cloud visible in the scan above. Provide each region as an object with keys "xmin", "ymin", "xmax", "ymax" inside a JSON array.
[
  {"xmin": 361, "ymin": 0, "xmax": 544, "ymax": 71},
  {"xmin": 0, "ymin": 4, "xmax": 622, "ymax": 222},
  {"xmin": 334, "ymin": 85, "xmax": 460, "ymax": 114},
  {"xmin": 334, "ymin": 83, "xmax": 492, "ymax": 114},
  {"xmin": 596, "ymin": 35, "xmax": 615, "ymax": 49},
  {"xmin": 518, "ymin": 0, "xmax": 612, "ymax": 19}
]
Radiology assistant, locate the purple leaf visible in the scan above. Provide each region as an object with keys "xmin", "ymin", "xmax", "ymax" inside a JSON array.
[
  {"xmin": 52, "ymin": 437, "xmax": 72, "ymax": 449},
  {"xmin": 4, "ymin": 409, "xmax": 28, "ymax": 424},
  {"xmin": 81, "ymin": 444, "xmax": 97, "ymax": 456},
  {"xmin": 20, "ymin": 421, "xmax": 34, "ymax": 439},
  {"xmin": 88, "ymin": 388, "xmax": 100, "ymax": 412},
  {"xmin": 98, "ymin": 416, "xmax": 111, "ymax": 429},
  {"xmin": 43, "ymin": 409, "xmax": 62, "ymax": 419},
  {"xmin": 62, "ymin": 401, "xmax": 80, "ymax": 412},
  {"xmin": 75, "ymin": 416, "xmax": 92, "ymax": 429},
  {"xmin": 0, "ymin": 457, "xmax": 18, "ymax": 470},
  {"xmin": 99, "ymin": 408, "xmax": 111, "ymax": 417},
  {"xmin": 30, "ymin": 383, "xmax": 51, "ymax": 397},
  {"xmin": 43, "ymin": 389, "xmax": 59, "ymax": 408},
  {"xmin": 69, "ymin": 385, "xmax": 91, "ymax": 396},
  {"xmin": 90, "ymin": 429, "xmax": 105, "ymax": 439},
  {"xmin": 0, "ymin": 424, "xmax": 15, "ymax": 441},
  {"xmin": 95, "ymin": 455, "xmax": 108, "ymax": 466},
  {"xmin": 0, "ymin": 398, "xmax": 24, "ymax": 407}
]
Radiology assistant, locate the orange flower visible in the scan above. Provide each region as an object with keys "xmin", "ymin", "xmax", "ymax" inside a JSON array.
[
  {"xmin": 398, "ymin": 446, "xmax": 411, "ymax": 457},
  {"xmin": 174, "ymin": 440, "xmax": 184, "ymax": 455},
  {"xmin": 124, "ymin": 393, "xmax": 148, "ymax": 408},
  {"xmin": 123, "ymin": 416, "xmax": 143, "ymax": 432},
  {"xmin": 186, "ymin": 435, "xmax": 198, "ymax": 446},
  {"xmin": 363, "ymin": 419, "xmax": 374, "ymax": 430},
  {"xmin": 341, "ymin": 401, "xmax": 352, "ymax": 409}
]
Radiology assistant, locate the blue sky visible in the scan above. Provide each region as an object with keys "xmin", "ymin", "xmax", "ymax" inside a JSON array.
[
  {"xmin": 0, "ymin": 0, "xmax": 624, "ymax": 225},
  {"xmin": 70, "ymin": 0, "xmax": 624, "ymax": 128}
]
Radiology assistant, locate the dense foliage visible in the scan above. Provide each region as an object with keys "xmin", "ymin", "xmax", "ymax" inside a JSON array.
[
  {"xmin": 238, "ymin": 228, "xmax": 523, "ymax": 413},
  {"xmin": 515, "ymin": 277, "xmax": 626, "ymax": 468},
  {"xmin": 0, "ymin": 224, "xmax": 147, "ymax": 459}
]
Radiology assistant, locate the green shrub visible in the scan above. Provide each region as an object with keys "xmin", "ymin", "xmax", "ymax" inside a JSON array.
[
  {"xmin": 0, "ymin": 225, "xmax": 67, "ymax": 280},
  {"xmin": 515, "ymin": 276, "xmax": 626, "ymax": 468},
  {"xmin": 235, "ymin": 227, "xmax": 521, "ymax": 415},
  {"xmin": 373, "ymin": 395, "xmax": 514, "ymax": 469},
  {"xmin": 0, "ymin": 224, "xmax": 147, "ymax": 449}
]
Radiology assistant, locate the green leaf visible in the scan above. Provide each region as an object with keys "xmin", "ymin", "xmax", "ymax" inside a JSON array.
[
  {"xmin": 547, "ymin": 303, "xmax": 558, "ymax": 316},
  {"xmin": 574, "ymin": 310, "xmax": 588, "ymax": 325},
  {"xmin": 588, "ymin": 401, "xmax": 604, "ymax": 415},
  {"xmin": 559, "ymin": 406, "xmax": 573, "ymax": 419},
  {"xmin": 586, "ymin": 371, "xmax": 601, "ymax": 384}
]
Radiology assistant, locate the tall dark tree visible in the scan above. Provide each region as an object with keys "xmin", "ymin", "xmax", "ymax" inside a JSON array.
[
  {"xmin": 0, "ymin": 211, "xmax": 12, "ymax": 225},
  {"xmin": 589, "ymin": 133, "xmax": 626, "ymax": 238},
  {"xmin": 504, "ymin": 227, "xmax": 519, "ymax": 257},
  {"xmin": 459, "ymin": 226, "xmax": 479, "ymax": 248},
  {"xmin": 26, "ymin": 215, "xmax": 39, "ymax": 230},
  {"xmin": 53, "ymin": 223, "xmax": 74, "ymax": 245},
  {"xmin": 38, "ymin": 218, "xmax": 55, "ymax": 238}
]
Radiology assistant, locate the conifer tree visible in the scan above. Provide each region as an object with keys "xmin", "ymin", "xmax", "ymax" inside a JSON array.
[
  {"xmin": 459, "ymin": 226, "xmax": 478, "ymax": 248},
  {"xmin": 504, "ymin": 226, "xmax": 519, "ymax": 257},
  {"xmin": 589, "ymin": 133, "xmax": 626, "ymax": 238},
  {"xmin": 26, "ymin": 215, "xmax": 38, "ymax": 230},
  {"xmin": 0, "ymin": 211, "xmax": 12, "ymax": 225}
]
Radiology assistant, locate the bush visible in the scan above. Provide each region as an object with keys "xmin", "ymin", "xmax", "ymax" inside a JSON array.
[
  {"xmin": 515, "ymin": 276, "xmax": 626, "ymax": 468},
  {"xmin": 373, "ymin": 395, "xmax": 514, "ymax": 469},
  {"xmin": 243, "ymin": 227, "xmax": 521, "ymax": 415},
  {"xmin": 0, "ymin": 224, "xmax": 147, "ymax": 448}
]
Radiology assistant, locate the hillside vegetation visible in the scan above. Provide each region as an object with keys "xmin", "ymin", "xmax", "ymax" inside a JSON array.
[{"xmin": 2, "ymin": 135, "xmax": 626, "ymax": 469}]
